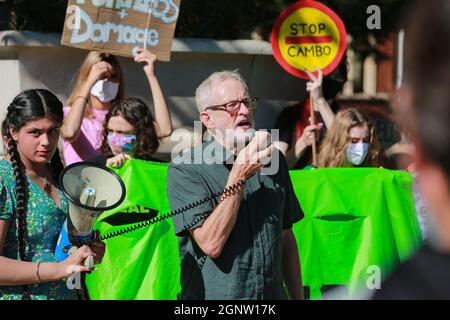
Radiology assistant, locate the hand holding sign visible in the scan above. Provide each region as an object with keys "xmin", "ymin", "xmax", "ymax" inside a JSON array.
[
  {"xmin": 305, "ymin": 68, "xmax": 324, "ymax": 104},
  {"xmin": 134, "ymin": 47, "xmax": 157, "ymax": 77}
]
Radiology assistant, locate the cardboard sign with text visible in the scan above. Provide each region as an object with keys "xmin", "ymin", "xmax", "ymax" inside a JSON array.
[{"xmin": 61, "ymin": 0, "xmax": 181, "ymax": 61}]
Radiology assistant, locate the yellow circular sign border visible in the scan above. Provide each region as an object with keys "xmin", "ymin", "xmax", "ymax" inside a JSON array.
[{"xmin": 271, "ymin": 1, "xmax": 347, "ymax": 80}]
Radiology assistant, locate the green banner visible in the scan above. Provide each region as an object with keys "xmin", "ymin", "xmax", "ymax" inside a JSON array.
[
  {"xmin": 290, "ymin": 168, "xmax": 422, "ymax": 299},
  {"xmin": 85, "ymin": 159, "xmax": 181, "ymax": 300},
  {"xmin": 84, "ymin": 162, "xmax": 421, "ymax": 300}
]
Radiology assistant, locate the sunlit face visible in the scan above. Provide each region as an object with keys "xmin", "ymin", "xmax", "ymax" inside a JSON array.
[
  {"xmin": 348, "ymin": 125, "xmax": 370, "ymax": 144},
  {"xmin": 200, "ymin": 78, "xmax": 254, "ymax": 146},
  {"xmin": 10, "ymin": 116, "xmax": 61, "ymax": 165},
  {"xmin": 107, "ymin": 115, "xmax": 135, "ymax": 155}
]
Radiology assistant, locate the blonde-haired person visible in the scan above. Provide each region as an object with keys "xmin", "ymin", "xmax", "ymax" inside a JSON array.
[
  {"xmin": 60, "ymin": 48, "xmax": 172, "ymax": 165},
  {"xmin": 317, "ymin": 108, "xmax": 381, "ymax": 168}
]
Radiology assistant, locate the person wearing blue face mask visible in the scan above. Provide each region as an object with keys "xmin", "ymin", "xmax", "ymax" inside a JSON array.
[
  {"xmin": 317, "ymin": 108, "xmax": 381, "ymax": 168},
  {"xmin": 97, "ymin": 97, "xmax": 167, "ymax": 168},
  {"xmin": 60, "ymin": 48, "xmax": 172, "ymax": 166},
  {"xmin": 54, "ymin": 96, "xmax": 170, "ymax": 271}
]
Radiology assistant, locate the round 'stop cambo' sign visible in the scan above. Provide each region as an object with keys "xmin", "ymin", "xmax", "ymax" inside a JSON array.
[{"xmin": 271, "ymin": 0, "xmax": 347, "ymax": 80}]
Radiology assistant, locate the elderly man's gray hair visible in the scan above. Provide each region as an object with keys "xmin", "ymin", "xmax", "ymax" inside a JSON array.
[{"xmin": 195, "ymin": 70, "xmax": 249, "ymax": 112}]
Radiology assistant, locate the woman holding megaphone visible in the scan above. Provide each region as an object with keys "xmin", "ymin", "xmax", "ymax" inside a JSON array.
[{"xmin": 0, "ymin": 89, "xmax": 104, "ymax": 300}]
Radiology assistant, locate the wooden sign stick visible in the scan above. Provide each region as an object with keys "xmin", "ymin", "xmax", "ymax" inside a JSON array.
[{"xmin": 309, "ymin": 93, "xmax": 317, "ymax": 167}]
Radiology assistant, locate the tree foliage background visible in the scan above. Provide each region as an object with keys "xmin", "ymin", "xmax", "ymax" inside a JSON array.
[{"xmin": 1, "ymin": 0, "xmax": 412, "ymax": 57}]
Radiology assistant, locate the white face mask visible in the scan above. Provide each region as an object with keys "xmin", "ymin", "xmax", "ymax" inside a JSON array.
[
  {"xmin": 346, "ymin": 142, "xmax": 369, "ymax": 166},
  {"xmin": 90, "ymin": 79, "xmax": 119, "ymax": 103}
]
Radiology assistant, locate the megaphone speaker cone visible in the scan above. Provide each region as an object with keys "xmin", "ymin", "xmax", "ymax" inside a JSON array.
[
  {"xmin": 59, "ymin": 161, "xmax": 126, "ymax": 236},
  {"xmin": 59, "ymin": 161, "xmax": 126, "ymax": 211}
]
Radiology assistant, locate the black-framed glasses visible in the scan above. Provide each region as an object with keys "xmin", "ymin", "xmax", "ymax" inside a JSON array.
[{"xmin": 204, "ymin": 97, "xmax": 258, "ymax": 114}]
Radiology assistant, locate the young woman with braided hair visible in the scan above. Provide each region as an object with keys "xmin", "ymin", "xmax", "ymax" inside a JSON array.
[{"xmin": 0, "ymin": 89, "xmax": 101, "ymax": 300}]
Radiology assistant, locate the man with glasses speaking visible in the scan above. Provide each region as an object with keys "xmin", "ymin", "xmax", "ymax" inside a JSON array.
[{"xmin": 167, "ymin": 70, "xmax": 304, "ymax": 300}]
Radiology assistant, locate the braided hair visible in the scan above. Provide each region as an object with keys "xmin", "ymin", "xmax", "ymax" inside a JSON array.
[{"xmin": 4, "ymin": 89, "xmax": 64, "ymax": 299}]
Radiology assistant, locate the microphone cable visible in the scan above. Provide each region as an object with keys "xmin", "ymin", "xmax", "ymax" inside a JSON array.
[{"xmin": 79, "ymin": 179, "xmax": 246, "ymax": 244}]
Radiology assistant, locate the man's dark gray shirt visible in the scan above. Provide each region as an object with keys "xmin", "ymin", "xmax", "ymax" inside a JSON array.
[{"xmin": 167, "ymin": 139, "xmax": 303, "ymax": 299}]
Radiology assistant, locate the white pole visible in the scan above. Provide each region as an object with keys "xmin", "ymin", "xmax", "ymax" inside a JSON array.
[
  {"xmin": 396, "ymin": 29, "xmax": 405, "ymax": 89},
  {"xmin": 144, "ymin": 0, "xmax": 154, "ymax": 49}
]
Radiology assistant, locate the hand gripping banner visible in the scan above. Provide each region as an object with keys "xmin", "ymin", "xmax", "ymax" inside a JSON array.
[{"xmin": 85, "ymin": 159, "xmax": 180, "ymax": 299}]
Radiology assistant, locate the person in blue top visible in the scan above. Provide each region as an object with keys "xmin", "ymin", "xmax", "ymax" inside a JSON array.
[{"xmin": 0, "ymin": 89, "xmax": 103, "ymax": 300}]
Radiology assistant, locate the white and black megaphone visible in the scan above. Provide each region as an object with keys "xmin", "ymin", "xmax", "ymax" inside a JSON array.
[{"xmin": 58, "ymin": 161, "xmax": 126, "ymax": 268}]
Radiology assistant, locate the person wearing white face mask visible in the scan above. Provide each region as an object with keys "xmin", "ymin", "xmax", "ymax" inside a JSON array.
[
  {"xmin": 346, "ymin": 142, "xmax": 370, "ymax": 166},
  {"xmin": 60, "ymin": 48, "xmax": 172, "ymax": 165},
  {"xmin": 317, "ymin": 108, "xmax": 381, "ymax": 168},
  {"xmin": 90, "ymin": 78, "xmax": 120, "ymax": 103},
  {"xmin": 345, "ymin": 128, "xmax": 370, "ymax": 167}
]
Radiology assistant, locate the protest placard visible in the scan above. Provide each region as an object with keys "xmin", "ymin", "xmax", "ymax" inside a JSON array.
[{"xmin": 61, "ymin": 0, "xmax": 181, "ymax": 61}]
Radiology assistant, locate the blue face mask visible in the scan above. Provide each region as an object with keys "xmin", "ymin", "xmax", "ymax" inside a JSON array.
[
  {"xmin": 346, "ymin": 143, "xmax": 369, "ymax": 166},
  {"xmin": 107, "ymin": 133, "xmax": 136, "ymax": 154}
]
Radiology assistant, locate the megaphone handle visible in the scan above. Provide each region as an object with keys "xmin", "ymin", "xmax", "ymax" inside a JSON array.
[
  {"xmin": 68, "ymin": 246, "xmax": 94, "ymax": 269},
  {"xmin": 84, "ymin": 255, "xmax": 94, "ymax": 269}
]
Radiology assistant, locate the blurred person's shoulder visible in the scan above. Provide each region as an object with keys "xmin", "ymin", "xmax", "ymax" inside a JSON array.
[{"xmin": 373, "ymin": 243, "xmax": 450, "ymax": 299}]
